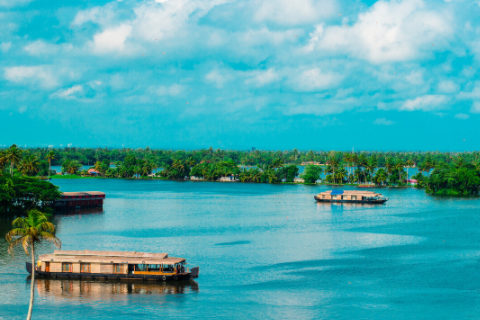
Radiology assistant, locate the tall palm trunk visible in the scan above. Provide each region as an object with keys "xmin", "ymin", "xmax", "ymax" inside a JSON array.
[
  {"xmin": 48, "ymin": 159, "xmax": 51, "ymax": 179},
  {"xmin": 10, "ymin": 161, "xmax": 14, "ymax": 177},
  {"xmin": 27, "ymin": 245, "xmax": 35, "ymax": 320}
]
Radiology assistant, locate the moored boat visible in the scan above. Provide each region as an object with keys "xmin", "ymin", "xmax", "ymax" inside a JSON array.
[
  {"xmin": 314, "ymin": 190, "xmax": 388, "ymax": 204},
  {"xmin": 27, "ymin": 250, "xmax": 199, "ymax": 281}
]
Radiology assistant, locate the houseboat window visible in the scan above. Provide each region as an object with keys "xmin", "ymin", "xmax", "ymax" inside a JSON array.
[
  {"xmin": 62, "ymin": 263, "xmax": 72, "ymax": 272},
  {"xmin": 352, "ymin": 196, "xmax": 357, "ymax": 200},
  {"xmin": 148, "ymin": 264, "xmax": 161, "ymax": 272},
  {"xmin": 136, "ymin": 264, "xmax": 148, "ymax": 272},
  {"xmin": 163, "ymin": 264, "xmax": 174, "ymax": 273},
  {"xmin": 332, "ymin": 195, "xmax": 337, "ymax": 199},
  {"xmin": 80, "ymin": 263, "xmax": 91, "ymax": 273},
  {"xmin": 114, "ymin": 264, "xmax": 122, "ymax": 273},
  {"xmin": 322, "ymin": 195, "xmax": 325, "ymax": 199}
]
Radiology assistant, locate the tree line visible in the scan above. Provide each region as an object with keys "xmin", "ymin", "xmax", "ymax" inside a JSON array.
[{"xmin": 1, "ymin": 145, "xmax": 480, "ymax": 195}]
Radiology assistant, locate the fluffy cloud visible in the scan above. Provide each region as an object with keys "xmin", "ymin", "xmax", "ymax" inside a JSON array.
[
  {"xmin": 438, "ymin": 80, "xmax": 458, "ymax": 93},
  {"xmin": 156, "ymin": 84, "xmax": 187, "ymax": 96},
  {"xmin": 253, "ymin": 0, "xmax": 336, "ymax": 25},
  {"xmin": 400, "ymin": 95, "xmax": 447, "ymax": 111},
  {"xmin": 454, "ymin": 113, "xmax": 469, "ymax": 119},
  {"xmin": 51, "ymin": 85, "xmax": 83, "ymax": 99},
  {"xmin": 471, "ymin": 101, "xmax": 480, "ymax": 114},
  {"xmin": 4, "ymin": 66, "xmax": 59, "ymax": 88},
  {"xmin": 91, "ymin": 24, "xmax": 133, "ymax": 53},
  {"xmin": 245, "ymin": 69, "xmax": 280, "ymax": 87},
  {"xmin": 0, "ymin": 0, "xmax": 33, "ymax": 7},
  {"xmin": 0, "ymin": 42, "xmax": 11, "ymax": 52},
  {"xmin": 289, "ymin": 68, "xmax": 342, "ymax": 92},
  {"xmin": 374, "ymin": 118, "xmax": 394, "ymax": 125},
  {"xmin": 23, "ymin": 40, "xmax": 67, "ymax": 56},
  {"xmin": 306, "ymin": 0, "xmax": 452, "ymax": 63}
]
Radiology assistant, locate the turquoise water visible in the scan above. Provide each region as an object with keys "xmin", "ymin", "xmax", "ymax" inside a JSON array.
[{"xmin": 1, "ymin": 179, "xmax": 479, "ymax": 319}]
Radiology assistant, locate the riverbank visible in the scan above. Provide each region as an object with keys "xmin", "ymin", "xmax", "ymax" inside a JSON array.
[{"xmin": 49, "ymin": 175, "xmax": 419, "ymax": 188}]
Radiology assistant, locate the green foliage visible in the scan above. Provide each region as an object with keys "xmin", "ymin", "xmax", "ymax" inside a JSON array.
[
  {"xmin": 0, "ymin": 176, "xmax": 61, "ymax": 215},
  {"xmin": 301, "ymin": 165, "xmax": 323, "ymax": 184},
  {"xmin": 276, "ymin": 165, "xmax": 299, "ymax": 182},
  {"xmin": 425, "ymin": 163, "xmax": 480, "ymax": 196}
]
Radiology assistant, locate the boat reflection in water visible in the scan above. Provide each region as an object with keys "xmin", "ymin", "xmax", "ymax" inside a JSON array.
[
  {"xmin": 35, "ymin": 278, "xmax": 199, "ymax": 302},
  {"xmin": 54, "ymin": 207, "xmax": 104, "ymax": 215}
]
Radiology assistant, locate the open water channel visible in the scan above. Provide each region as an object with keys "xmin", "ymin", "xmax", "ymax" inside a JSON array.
[{"xmin": 1, "ymin": 179, "xmax": 480, "ymax": 319}]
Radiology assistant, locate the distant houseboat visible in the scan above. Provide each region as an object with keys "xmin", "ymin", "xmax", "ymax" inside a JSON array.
[
  {"xmin": 314, "ymin": 190, "xmax": 388, "ymax": 204},
  {"xmin": 27, "ymin": 250, "xmax": 199, "ymax": 281},
  {"xmin": 54, "ymin": 191, "xmax": 105, "ymax": 210}
]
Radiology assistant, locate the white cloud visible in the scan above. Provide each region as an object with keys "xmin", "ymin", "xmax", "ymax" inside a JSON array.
[
  {"xmin": 289, "ymin": 68, "xmax": 341, "ymax": 92},
  {"xmin": 458, "ymin": 82, "xmax": 480, "ymax": 99},
  {"xmin": 471, "ymin": 101, "xmax": 480, "ymax": 114},
  {"xmin": 374, "ymin": 118, "xmax": 394, "ymax": 125},
  {"xmin": 51, "ymin": 85, "xmax": 83, "ymax": 99},
  {"xmin": 0, "ymin": 0, "xmax": 32, "ymax": 7},
  {"xmin": 205, "ymin": 69, "xmax": 231, "ymax": 88},
  {"xmin": 156, "ymin": 84, "xmax": 186, "ymax": 96},
  {"xmin": 400, "ymin": 94, "xmax": 447, "ymax": 111},
  {"xmin": 306, "ymin": 0, "xmax": 452, "ymax": 63},
  {"xmin": 0, "ymin": 42, "xmax": 11, "ymax": 52},
  {"xmin": 245, "ymin": 69, "xmax": 280, "ymax": 87},
  {"xmin": 24, "ymin": 40, "xmax": 62, "ymax": 56},
  {"xmin": 4, "ymin": 66, "xmax": 59, "ymax": 88},
  {"xmin": 254, "ymin": 0, "xmax": 336, "ymax": 26},
  {"xmin": 454, "ymin": 113, "xmax": 469, "ymax": 119},
  {"xmin": 438, "ymin": 80, "xmax": 458, "ymax": 93},
  {"xmin": 91, "ymin": 24, "xmax": 132, "ymax": 53}
]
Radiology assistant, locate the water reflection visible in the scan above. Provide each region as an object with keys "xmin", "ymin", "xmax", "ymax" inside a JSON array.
[
  {"xmin": 35, "ymin": 278, "xmax": 199, "ymax": 301},
  {"xmin": 54, "ymin": 207, "xmax": 104, "ymax": 215}
]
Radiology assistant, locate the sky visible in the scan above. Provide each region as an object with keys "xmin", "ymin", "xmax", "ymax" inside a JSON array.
[{"xmin": 1, "ymin": 0, "xmax": 480, "ymax": 151}]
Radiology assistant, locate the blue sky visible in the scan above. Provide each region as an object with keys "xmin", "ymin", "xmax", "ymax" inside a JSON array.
[{"xmin": 1, "ymin": 0, "xmax": 479, "ymax": 151}]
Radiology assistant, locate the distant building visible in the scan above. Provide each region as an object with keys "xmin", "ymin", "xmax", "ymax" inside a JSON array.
[
  {"xmin": 294, "ymin": 178, "xmax": 305, "ymax": 183},
  {"xmin": 407, "ymin": 179, "xmax": 418, "ymax": 185},
  {"xmin": 88, "ymin": 169, "xmax": 100, "ymax": 176},
  {"xmin": 218, "ymin": 176, "xmax": 237, "ymax": 182}
]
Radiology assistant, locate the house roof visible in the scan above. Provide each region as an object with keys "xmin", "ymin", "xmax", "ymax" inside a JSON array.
[
  {"xmin": 61, "ymin": 191, "xmax": 105, "ymax": 197},
  {"xmin": 39, "ymin": 250, "xmax": 185, "ymax": 265}
]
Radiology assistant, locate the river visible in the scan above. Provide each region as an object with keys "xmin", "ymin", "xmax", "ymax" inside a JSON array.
[{"xmin": 1, "ymin": 179, "xmax": 479, "ymax": 319}]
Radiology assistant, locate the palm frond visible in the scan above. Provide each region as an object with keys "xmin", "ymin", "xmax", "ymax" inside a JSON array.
[
  {"xmin": 39, "ymin": 232, "xmax": 62, "ymax": 249},
  {"xmin": 5, "ymin": 228, "xmax": 26, "ymax": 242},
  {"xmin": 7, "ymin": 237, "xmax": 25, "ymax": 255}
]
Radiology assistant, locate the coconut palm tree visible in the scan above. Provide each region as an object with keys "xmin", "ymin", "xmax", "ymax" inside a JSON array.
[
  {"xmin": 44, "ymin": 150, "xmax": 56, "ymax": 179},
  {"xmin": 1, "ymin": 144, "xmax": 23, "ymax": 177},
  {"xmin": 384, "ymin": 157, "xmax": 395, "ymax": 184},
  {"xmin": 405, "ymin": 159, "xmax": 414, "ymax": 181},
  {"xmin": 395, "ymin": 158, "xmax": 405, "ymax": 184},
  {"xmin": 374, "ymin": 168, "xmax": 388, "ymax": 185},
  {"xmin": 18, "ymin": 155, "xmax": 41, "ymax": 176},
  {"xmin": 5, "ymin": 209, "xmax": 61, "ymax": 320}
]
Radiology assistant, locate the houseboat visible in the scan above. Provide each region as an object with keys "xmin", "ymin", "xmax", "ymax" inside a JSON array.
[
  {"xmin": 54, "ymin": 191, "xmax": 106, "ymax": 211},
  {"xmin": 27, "ymin": 250, "xmax": 199, "ymax": 281},
  {"xmin": 314, "ymin": 190, "xmax": 388, "ymax": 204}
]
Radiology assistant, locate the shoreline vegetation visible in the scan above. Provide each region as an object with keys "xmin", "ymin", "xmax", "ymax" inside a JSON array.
[{"xmin": 0, "ymin": 145, "xmax": 479, "ymax": 200}]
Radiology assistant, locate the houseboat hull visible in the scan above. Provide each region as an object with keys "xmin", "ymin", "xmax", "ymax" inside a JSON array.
[
  {"xmin": 314, "ymin": 196, "xmax": 387, "ymax": 204},
  {"xmin": 26, "ymin": 263, "xmax": 199, "ymax": 281}
]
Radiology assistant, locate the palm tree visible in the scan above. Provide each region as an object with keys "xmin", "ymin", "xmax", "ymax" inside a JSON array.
[
  {"xmin": 357, "ymin": 154, "xmax": 368, "ymax": 184},
  {"xmin": 6, "ymin": 209, "xmax": 61, "ymax": 320},
  {"xmin": 374, "ymin": 168, "xmax": 388, "ymax": 185},
  {"xmin": 264, "ymin": 168, "xmax": 278, "ymax": 183},
  {"xmin": 44, "ymin": 150, "xmax": 56, "ymax": 179},
  {"xmin": 18, "ymin": 155, "xmax": 41, "ymax": 176},
  {"xmin": 405, "ymin": 159, "xmax": 414, "ymax": 181},
  {"xmin": 395, "ymin": 158, "xmax": 405, "ymax": 184},
  {"xmin": 67, "ymin": 160, "xmax": 82, "ymax": 174},
  {"xmin": 1, "ymin": 144, "xmax": 23, "ymax": 177},
  {"xmin": 384, "ymin": 157, "xmax": 395, "ymax": 184}
]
